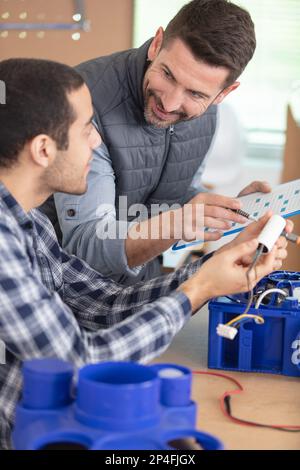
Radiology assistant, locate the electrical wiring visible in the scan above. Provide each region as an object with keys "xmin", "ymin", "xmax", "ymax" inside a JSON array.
[
  {"xmin": 192, "ymin": 370, "xmax": 300, "ymax": 432},
  {"xmin": 254, "ymin": 288, "xmax": 288, "ymax": 309},
  {"xmin": 209, "ymin": 229, "xmax": 300, "ymax": 431},
  {"xmin": 225, "ymin": 283, "xmax": 288, "ymax": 330},
  {"xmin": 224, "ymin": 244, "xmax": 265, "ymax": 329},
  {"xmin": 226, "ymin": 313, "xmax": 264, "ymax": 327},
  {"xmin": 221, "ymin": 237, "xmax": 293, "ymax": 332}
]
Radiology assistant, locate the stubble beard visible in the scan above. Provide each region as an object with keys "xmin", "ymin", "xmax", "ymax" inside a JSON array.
[{"xmin": 144, "ymin": 90, "xmax": 188, "ymax": 129}]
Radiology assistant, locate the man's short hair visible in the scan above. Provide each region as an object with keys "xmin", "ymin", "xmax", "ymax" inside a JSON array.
[
  {"xmin": 0, "ymin": 59, "xmax": 84, "ymax": 168},
  {"xmin": 163, "ymin": 0, "xmax": 256, "ymax": 87}
]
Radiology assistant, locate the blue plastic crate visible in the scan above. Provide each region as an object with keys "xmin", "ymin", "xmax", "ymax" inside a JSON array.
[
  {"xmin": 208, "ymin": 271, "xmax": 300, "ymax": 377},
  {"xmin": 12, "ymin": 359, "xmax": 224, "ymax": 450}
]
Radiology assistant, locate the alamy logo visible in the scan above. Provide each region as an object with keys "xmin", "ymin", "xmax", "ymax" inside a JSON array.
[
  {"xmin": 0, "ymin": 339, "xmax": 5, "ymax": 365},
  {"xmin": 0, "ymin": 80, "xmax": 6, "ymax": 104},
  {"xmin": 95, "ymin": 196, "xmax": 205, "ymax": 250},
  {"xmin": 291, "ymin": 339, "xmax": 300, "ymax": 366}
]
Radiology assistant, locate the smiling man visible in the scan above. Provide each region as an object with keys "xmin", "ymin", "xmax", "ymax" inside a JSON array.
[
  {"xmin": 143, "ymin": 31, "xmax": 238, "ymax": 128},
  {"xmin": 43, "ymin": 0, "xmax": 270, "ymax": 285}
]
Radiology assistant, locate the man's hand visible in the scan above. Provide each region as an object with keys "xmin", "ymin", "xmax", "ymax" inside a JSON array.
[
  {"xmin": 217, "ymin": 211, "xmax": 293, "ymax": 265},
  {"xmin": 179, "ymin": 232, "xmax": 289, "ymax": 312},
  {"xmin": 238, "ymin": 180, "xmax": 271, "ymax": 197},
  {"xmin": 183, "ymin": 192, "xmax": 248, "ymax": 242},
  {"xmin": 184, "ymin": 181, "xmax": 272, "ymax": 242}
]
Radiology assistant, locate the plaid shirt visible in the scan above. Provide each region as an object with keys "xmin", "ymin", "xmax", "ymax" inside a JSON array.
[{"xmin": 0, "ymin": 182, "xmax": 208, "ymax": 449}]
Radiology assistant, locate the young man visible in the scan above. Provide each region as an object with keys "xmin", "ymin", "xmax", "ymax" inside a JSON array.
[
  {"xmin": 0, "ymin": 58, "xmax": 288, "ymax": 449},
  {"xmin": 45, "ymin": 0, "xmax": 271, "ymax": 285}
]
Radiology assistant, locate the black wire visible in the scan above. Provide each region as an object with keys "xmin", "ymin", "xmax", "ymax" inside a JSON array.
[
  {"xmin": 225, "ymin": 396, "xmax": 300, "ymax": 433},
  {"xmin": 241, "ymin": 244, "xmax": 265, "ymax": 317},
  {"xmin": 224, "ymin": 395, "xmax": 232, "ymax": 415}
]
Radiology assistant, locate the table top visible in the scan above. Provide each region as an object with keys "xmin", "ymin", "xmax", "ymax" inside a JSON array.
[{"xmin": 153, "ymin": 305, "xmax": 300, "ymax": 450}]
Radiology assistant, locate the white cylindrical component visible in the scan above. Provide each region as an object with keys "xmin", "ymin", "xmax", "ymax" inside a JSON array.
[{"xmin": 257, "ymin": 215, "xmax": 286, "ymax": 253}]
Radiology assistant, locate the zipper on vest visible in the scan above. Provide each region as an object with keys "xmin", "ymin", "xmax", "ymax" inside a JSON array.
[
  {"xmin": 161, "ymin": 125, "xmax": 174, "ymax": 168},
  {"xmin": 163, "ymin": 125, "xmax": 174, "ymax": 166},
  {"xmin": 148, "ymin": 125, "xmax": 175, "ymax": 199}
]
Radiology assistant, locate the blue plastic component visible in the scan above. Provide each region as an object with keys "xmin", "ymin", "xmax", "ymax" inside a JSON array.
[
  {"xmin": 208, "ymin": 271, "xmax": 300, "ymax": 377},
  {"xmin": 12, "ymin": 360, "xmax": 224, "ymax": 450},
  {"xmin": 22, "ymin": 359, "xmax": 74, "ymax": 409},
  {"xmin": 151, "ymin": 364, "xmax": 191, "ymax": 407}
]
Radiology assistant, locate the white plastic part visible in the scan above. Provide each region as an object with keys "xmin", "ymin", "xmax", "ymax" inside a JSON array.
[
  {"xmin": 293, "ymin": 287, "xmax": 300, "ymax": 302},
  {"xmin": 254, "ymin": 288, "xmax": 288, "ymax": 310},
  {"xmin": 157, "ymin": 368, "xmax": 184, "ymax": 378},
  {"xmin": 216, "ymin": 324, "xmax": 238, "ymax": 340},
  {"xmin": 257, "ymin": 214, "xmax": 286, "ymax": 253}
]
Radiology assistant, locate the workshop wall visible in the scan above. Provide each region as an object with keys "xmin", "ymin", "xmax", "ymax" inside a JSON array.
[{"xmin": 0, "ymin": 0, "xmax": 133, "ymax": 65}]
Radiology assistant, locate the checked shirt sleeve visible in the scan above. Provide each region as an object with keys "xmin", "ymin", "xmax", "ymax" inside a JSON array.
[
  {"xmin": 60, "ymin": 248, "xmax": 211, "ymax": 331},
  {"xmin": 0, "ymin": 224, "xmax": 191, "ymax": 366}
]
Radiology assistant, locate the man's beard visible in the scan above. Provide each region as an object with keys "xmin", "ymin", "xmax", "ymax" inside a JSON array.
[
  {"xmin": 40, "ymin": 155, "xmax": 88, "ymax": 196},
  {"xmin": 144, "ymin": 90, "xmax": 188, "ymax": 129}
]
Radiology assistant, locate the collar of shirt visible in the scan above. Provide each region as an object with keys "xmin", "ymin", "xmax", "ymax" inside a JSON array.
[{"xmin": 0, "ymin": 181, "xmax": 34, "ymax": 232}]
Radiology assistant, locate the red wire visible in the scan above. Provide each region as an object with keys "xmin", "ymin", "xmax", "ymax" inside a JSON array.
[{"xmin": 192, "ymin": 370, "xmax": 300, "ymax": 431}]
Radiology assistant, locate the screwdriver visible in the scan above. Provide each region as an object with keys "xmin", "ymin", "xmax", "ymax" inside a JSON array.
[
  {"xmin": 232, "ymin": 208, "xmax": 258, "ymax": 222},
  {"xmin": 232, "ymin": 209, "xmax": 300, "ymax": 245}
]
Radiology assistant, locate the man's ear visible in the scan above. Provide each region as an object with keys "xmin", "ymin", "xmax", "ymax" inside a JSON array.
[
  {"xmin": 213, "ymin": 82, "xmax": 240, "ymax": 105},
  {"xmin": 148, "ymin": 27, "xmax": 164, "ymax": 61},
  {"xmin": 29, "ymin": 135, "xmax": 57, "ymax": 169}
]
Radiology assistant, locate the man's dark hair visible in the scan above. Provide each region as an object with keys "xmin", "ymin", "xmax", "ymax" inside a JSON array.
[
  {"xmin": 163, "ymin": 0, "xmax": 256, "ymax": 87},
  {"xmin": 0, "ymin": 58, "xmax": 84, "ymax": 168}
]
